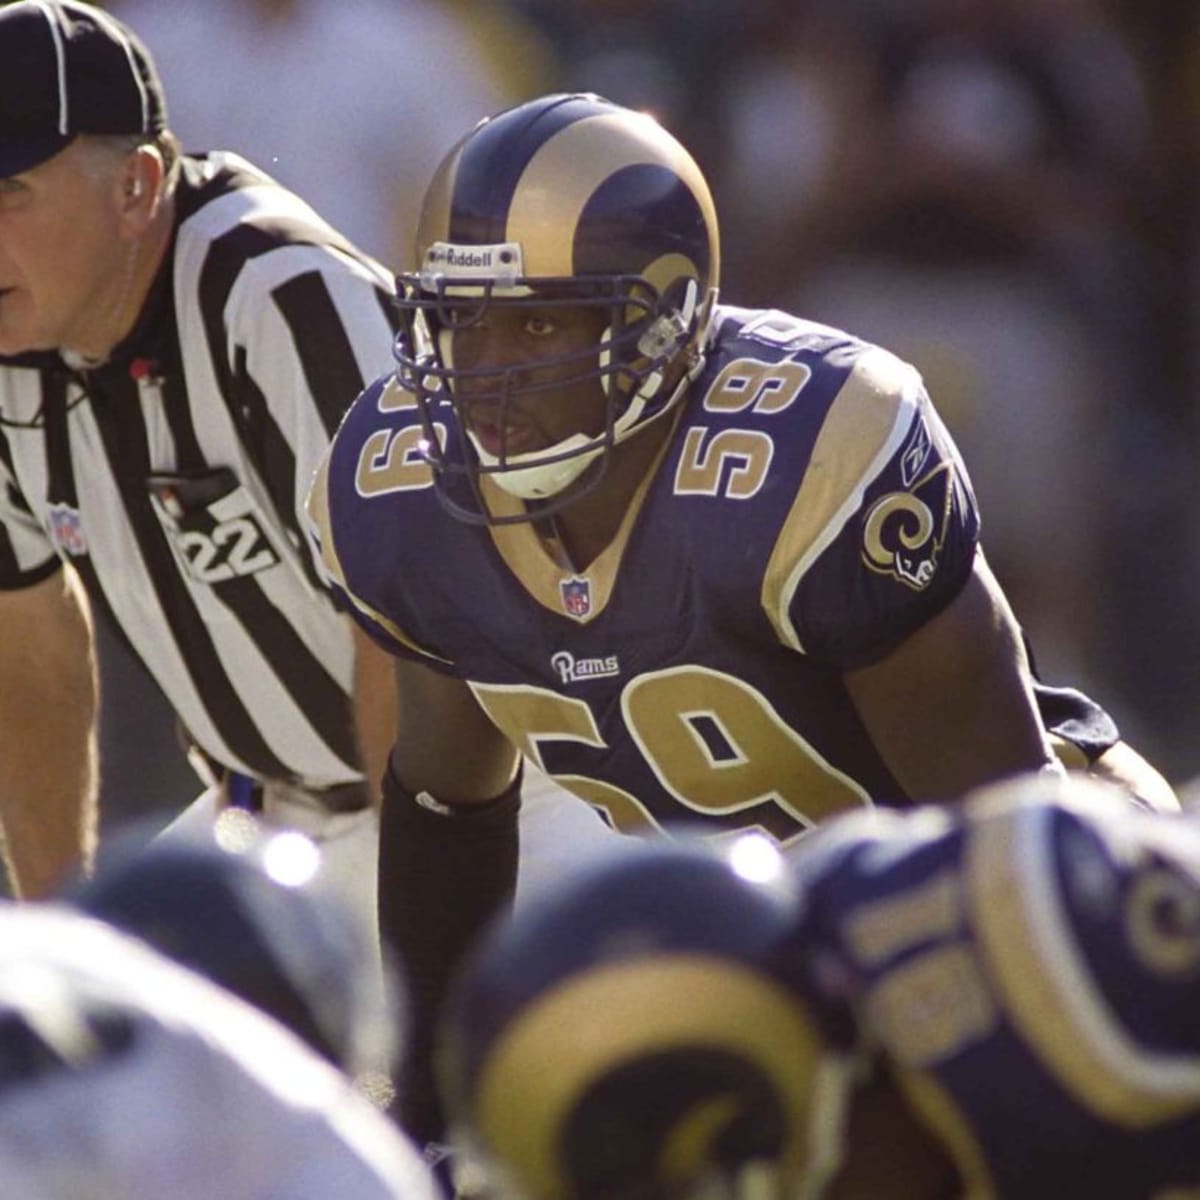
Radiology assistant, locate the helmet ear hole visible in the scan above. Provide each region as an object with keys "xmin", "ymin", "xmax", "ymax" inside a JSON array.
[
  {"xmin": 602, "ymin": 277, "xmax": 697, "ymax": 408},
  {"xmin": 666, "ymin": 277, "xmax": 699, "ymax": 324}
]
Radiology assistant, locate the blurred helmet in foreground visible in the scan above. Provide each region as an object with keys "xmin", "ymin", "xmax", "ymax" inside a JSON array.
[
  {"xmin": 71, "ymin": 820, "xmax": 396, "ymax": 1082},
  {"xmin": 0, "ymin": 906, "xmax": 428, "ymax": 1200},
  {"xmin": 439, "ymin": 838, "xmax": 853, "ymax": 1200}
]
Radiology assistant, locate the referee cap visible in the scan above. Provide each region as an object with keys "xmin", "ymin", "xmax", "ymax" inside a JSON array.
[{"xmin": 0, "ymin": 0, "xmax": 166, "ymax": 177}]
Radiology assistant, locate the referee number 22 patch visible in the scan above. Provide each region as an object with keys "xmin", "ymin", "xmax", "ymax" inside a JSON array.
[{"xmin": 148, "ymin": 469, "xmax": 280, "ymax": 585}]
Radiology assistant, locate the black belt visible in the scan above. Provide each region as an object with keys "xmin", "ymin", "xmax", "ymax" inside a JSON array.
[
  {"xmin": 296, "ymin": 779, "xmax": 372, "ymax": 814},
  {"xmin": 188, "ymin": 746, "xmax": 370, "ymax": 815}
]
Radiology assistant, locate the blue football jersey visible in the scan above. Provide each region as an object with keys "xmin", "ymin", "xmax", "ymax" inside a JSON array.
[
  {"xmin": 789, "ymin": 785, "xmax": 1200, "ymax": 1198},
  {"xmin": 310, "ymin": 305, "xmax": 980, "ymax": 841}
]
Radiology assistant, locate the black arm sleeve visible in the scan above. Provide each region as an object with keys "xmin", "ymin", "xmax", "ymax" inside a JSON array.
[{"xmin": 378, "ymin": 761, "xmax": 521, "ymax": 1151}]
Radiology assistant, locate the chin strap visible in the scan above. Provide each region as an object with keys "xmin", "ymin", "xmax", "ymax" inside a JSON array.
[{"xmin": 490, "ymin": 284, "xmax": 711, "ymax": 504}]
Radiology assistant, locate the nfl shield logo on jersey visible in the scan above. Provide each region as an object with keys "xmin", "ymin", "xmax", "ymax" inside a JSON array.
[
  {"xmin": 560, "ymin": 576, "xmax": 592, "ymax": 619},
  {"xmin": 48, "ymin": 503, "xmax": 88, "ymax": 557}
]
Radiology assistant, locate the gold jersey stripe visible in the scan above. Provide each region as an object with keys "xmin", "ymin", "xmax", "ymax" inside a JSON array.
[
  {"xmin": 968, "ymin": 802, "xmax": 1200, "ymax": 1127},
  {"xmin": 484, "ymin": 416, "xmax": 676, "ymax": 622},
  {"xmin": 762, "ymin": 347, "xmax": 921, "ymax": 653}
]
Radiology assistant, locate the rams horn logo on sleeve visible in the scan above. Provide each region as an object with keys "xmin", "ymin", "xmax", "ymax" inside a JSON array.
[{"xmin": 862, "ymin": 461, "xmax": 954, "ymax": 591}]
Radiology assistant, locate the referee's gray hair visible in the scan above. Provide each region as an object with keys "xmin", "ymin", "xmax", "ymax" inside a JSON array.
[{"xmin": 76, "ymin": 129, "xmax": 182, "ymax": 197}]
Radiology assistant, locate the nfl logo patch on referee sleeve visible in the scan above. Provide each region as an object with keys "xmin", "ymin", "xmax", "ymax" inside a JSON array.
[{"xmin": 48, "ymin": 503, "xmax": 88, "ymax": 556}]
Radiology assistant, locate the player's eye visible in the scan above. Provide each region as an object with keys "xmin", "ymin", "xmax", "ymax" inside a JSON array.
[{"xmin": 524, "ymin": 314, "xmax": 557, "ymax": 338}]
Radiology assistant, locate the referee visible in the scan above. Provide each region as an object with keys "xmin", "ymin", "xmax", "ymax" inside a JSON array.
[{"xmin": 0, "ymin": 1, "xmax": 400, "ymax": 902}]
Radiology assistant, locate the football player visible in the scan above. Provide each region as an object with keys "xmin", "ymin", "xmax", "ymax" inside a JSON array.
[
  {"xmin": 306, "ymin": 92, "xmax": 1176, "ymax": 1146},
  {"xmin": 441, "ymin": 773, "xmax": 1200, "ymax": 1200}
]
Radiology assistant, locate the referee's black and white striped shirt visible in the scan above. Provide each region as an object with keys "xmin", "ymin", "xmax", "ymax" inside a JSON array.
[{"xmin": 0, "ymin": 151, "xmax": 399, "ymax": 789}]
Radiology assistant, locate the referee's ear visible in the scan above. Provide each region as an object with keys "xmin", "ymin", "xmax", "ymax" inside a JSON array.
[{"xmin": 119, "ymin": 144, "xmax": 166, "ymax": 229}]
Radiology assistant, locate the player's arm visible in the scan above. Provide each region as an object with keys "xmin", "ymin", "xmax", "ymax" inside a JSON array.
[
  {"xmin": 776, "ymin": 347, "xmax": 1049, "ymax": 804},
  {"xmin": 388, "ymin": 655, "xmax": 521, "ymax": 805},
  {"xmin": 1088, "ymin": 740, "xmax": 1180, "ymax": 813},
  {"xmin": 348, "ymin": 620, "xmax": 399, "ymax": 803},
  {"xmin": 1029, "ymin": 645, "xmax": 1180, "ymax": 813},
  {"xmin": 380, "ymin": 654, "xmax": 521, "ymax": 1150},
  {"xmin": 0, "ymin": 568, "xmax": 99, "ymax": 897},
  {"xmin": 844, "ymin": 549, "xmax": 1057, "ymax": 803}
]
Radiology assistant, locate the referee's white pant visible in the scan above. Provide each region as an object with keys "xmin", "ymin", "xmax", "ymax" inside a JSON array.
[{"xmin": 158, "ymin": 761, "xmax": 621, "ymax": 947}]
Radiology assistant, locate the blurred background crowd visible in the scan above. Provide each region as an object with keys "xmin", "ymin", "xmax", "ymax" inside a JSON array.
[{"xmin": 95, "ymin": 0, "xmax": 1200, "ymax": 827}]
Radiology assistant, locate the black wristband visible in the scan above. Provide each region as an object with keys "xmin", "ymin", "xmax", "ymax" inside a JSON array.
[
  {"xmin": 379, "ymin": 761, "xmax": 522, "ymax": 1150},
  {"xmin": 382, "ymin": 765, "xmax": 523, "ymax": 829}
]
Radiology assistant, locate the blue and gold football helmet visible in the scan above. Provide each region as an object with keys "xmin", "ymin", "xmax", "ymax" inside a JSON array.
[
  {"xmin": 70, "ymin": 822, "xmax": 396, "ymax": 1084},
  {"xmin": 395, "ymin": 92, "xmax": 721, "ymax": 523},
  {"xmin": 438, "ymin": 838, "xmax": 854, "ymax": 1200}
]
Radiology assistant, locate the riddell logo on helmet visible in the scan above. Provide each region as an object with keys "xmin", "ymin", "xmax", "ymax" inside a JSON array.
[
  {"xmin": 443, "ymin": 248, "xmax": 493, "ymax": 268},
  {"xmin": 424, "ymin": 241, "xmax": 523, "ymax": 280}
]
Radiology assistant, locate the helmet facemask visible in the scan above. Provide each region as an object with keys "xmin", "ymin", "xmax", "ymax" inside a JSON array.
[{"xmin": 395, "ymin": 249, "xmax": 710, "ymax": 526}]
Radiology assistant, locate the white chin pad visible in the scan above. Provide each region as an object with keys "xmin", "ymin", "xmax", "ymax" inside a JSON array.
[{"xmin": 471, "ymin": 432, "xmax": 602, "ymax": 499}]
